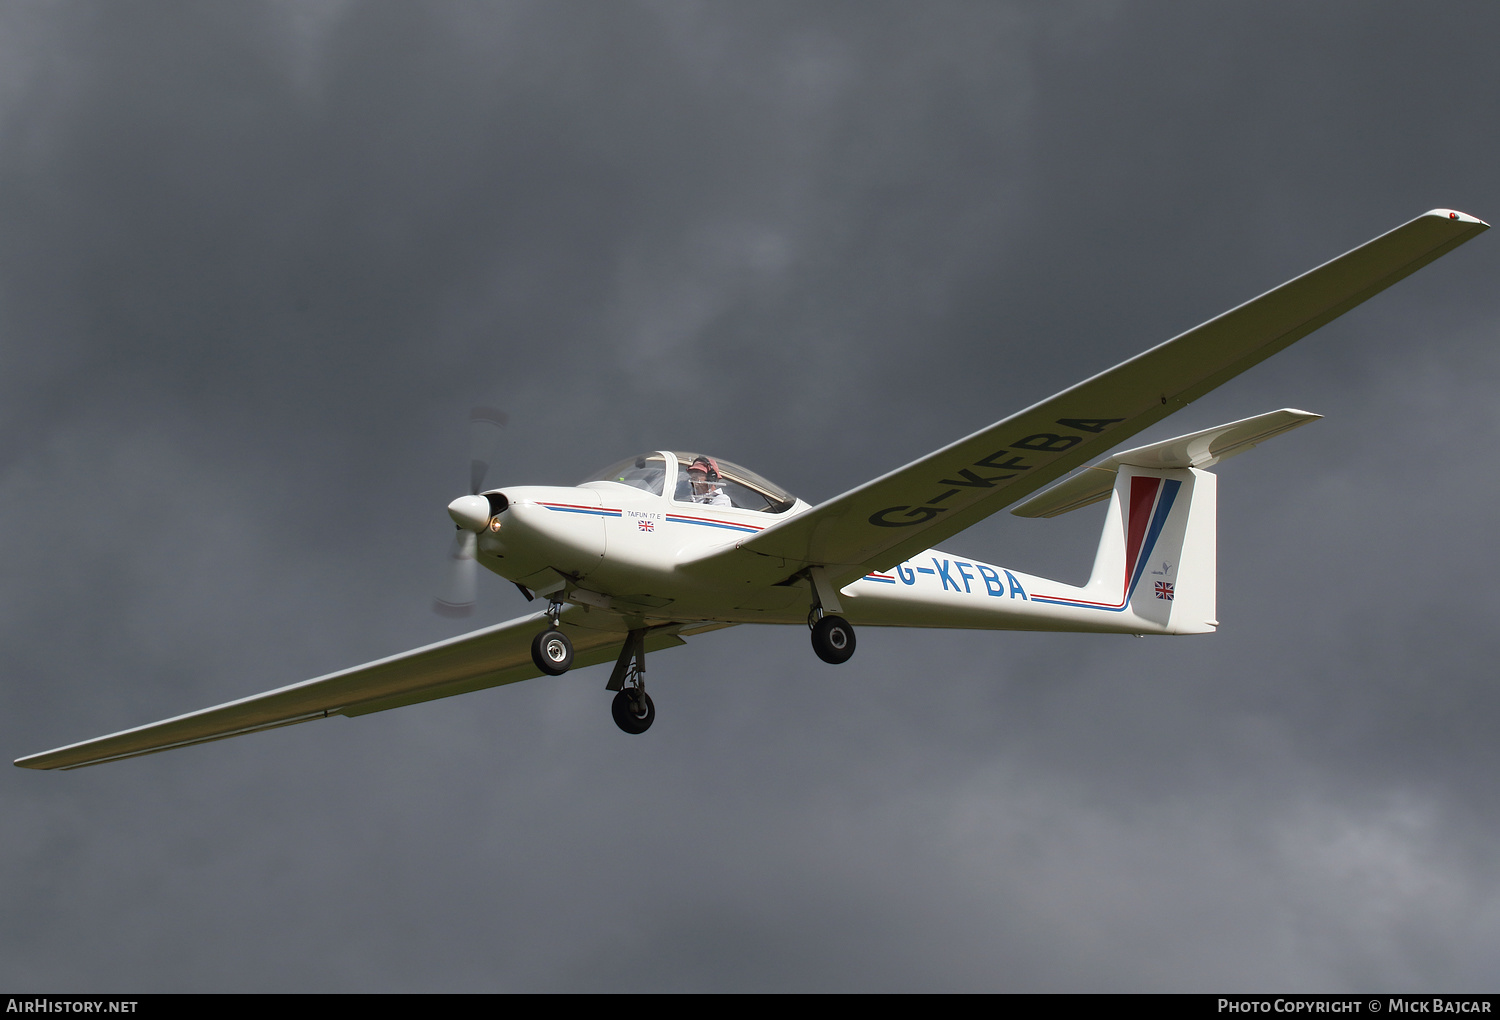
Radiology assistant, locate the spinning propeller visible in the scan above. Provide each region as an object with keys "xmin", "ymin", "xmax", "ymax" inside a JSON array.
[{"xmin": 433, "ymin": 406, "xmax": 508, "ymax": 618}]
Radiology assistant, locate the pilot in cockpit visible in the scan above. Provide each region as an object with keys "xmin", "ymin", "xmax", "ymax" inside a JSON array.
[{"xmin": 687, "ymin": 456, "xmax": 732, "ymax": 506}]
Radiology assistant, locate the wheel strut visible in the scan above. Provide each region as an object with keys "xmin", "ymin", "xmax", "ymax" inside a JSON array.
[{"xmin": 606, "ymin": 628, "xmax": 654, "ymax": 734}]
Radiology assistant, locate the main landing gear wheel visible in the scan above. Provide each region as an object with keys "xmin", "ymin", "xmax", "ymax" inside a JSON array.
[
  {"xmin": 810, "ymin": 615, "xmax": 856, "ymax": 664},
  {"xmin": 531, "ymin": 629, "xmax": 574, "ymax": 675},
  {"xmin": 611, "ymin": 689, "xmax": 655, "ymax": 734}
]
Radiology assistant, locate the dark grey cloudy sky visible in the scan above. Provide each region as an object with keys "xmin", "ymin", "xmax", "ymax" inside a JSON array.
[{"xmin": 3, "ymin": 1, "xmax": 1499, "ymax": 992}]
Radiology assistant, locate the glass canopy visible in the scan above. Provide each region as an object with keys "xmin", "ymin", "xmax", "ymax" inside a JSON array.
[{"xmin": 583, "ymin": 451, "xmax": 797, "ymax": 513}]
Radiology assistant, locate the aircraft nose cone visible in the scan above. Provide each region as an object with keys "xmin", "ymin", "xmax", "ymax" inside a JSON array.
[{"xmin": 447, "ymin": 494, "xmax": 492, "ymax": 533}]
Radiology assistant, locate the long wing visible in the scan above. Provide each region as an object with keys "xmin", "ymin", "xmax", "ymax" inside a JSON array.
[
  {"xmin": 16, "ymin": 610, "xmax": 721, "ymax": 770},
  {"xmin": 696, "ymin": 209, "xmax": 1486, "ymax": 589}
]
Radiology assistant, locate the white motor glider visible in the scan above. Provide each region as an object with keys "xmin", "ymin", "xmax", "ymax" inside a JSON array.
[{"xmin": 17, "ymin": 209, "xmax": 1487, "ymax": 767}]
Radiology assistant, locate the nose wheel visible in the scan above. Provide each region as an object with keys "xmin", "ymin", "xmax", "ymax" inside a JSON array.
[
  {"xmin": 531, "ymin": 628, "xmax": 574, "ymax": 675},
  {"xmin": 530, "ymin": 600, "xmax": 575, "ymax": 676}
]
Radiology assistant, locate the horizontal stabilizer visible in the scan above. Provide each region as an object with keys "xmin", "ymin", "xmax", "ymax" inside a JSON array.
[{"xmin": 1010, "ymin": 408, "xmax": 1321, "ymax": 518}]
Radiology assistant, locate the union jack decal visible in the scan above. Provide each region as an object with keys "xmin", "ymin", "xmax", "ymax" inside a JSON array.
[
  {"xmin": 1154, "ymin": 581, "xmax": 1174, "ymax": 600},
  {"xmin": 638, "ymin": 519, "xmax": 655, "ymax": 532}
]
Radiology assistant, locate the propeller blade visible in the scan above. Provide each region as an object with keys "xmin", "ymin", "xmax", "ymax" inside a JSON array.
[
  {"xmin": 436, "ymin": 406, "xmax": 507, "ymax": 618},
  {"xmin": 432, "ymin": 530, "xmax": 478, "ymax": 618},
  {"xmin": 469, "ymin": 406, "xmax": 508, "ymax": 494}
]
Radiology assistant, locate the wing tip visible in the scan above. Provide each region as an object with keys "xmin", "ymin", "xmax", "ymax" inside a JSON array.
[
  {"xmin": 1425, "ymin": 208, "xmax": 1489, "ymax": 228},
  {"xmin": 1277, "ymin": 407, "xmax": 1324, "ymax": 422}
]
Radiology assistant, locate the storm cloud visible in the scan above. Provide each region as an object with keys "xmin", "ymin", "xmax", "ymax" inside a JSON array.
[{"xmin": 2, "ymin": 1, "xmax": 1498, "ymax": 991}]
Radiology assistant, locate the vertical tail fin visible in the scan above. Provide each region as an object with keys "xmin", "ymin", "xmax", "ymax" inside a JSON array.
[
  {"xmin": 1080, "ymin": 466, "xmax": 1217, "ymax": 634},
  {"xmin": 1016, "ymin": 408, "xmax": 1322, "ymax": 634}
]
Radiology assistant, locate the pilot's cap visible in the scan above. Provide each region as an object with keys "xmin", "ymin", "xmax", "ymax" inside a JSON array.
[{"xmin": 688, "ymin": 456, "xmax": 720, "ymax": 479}]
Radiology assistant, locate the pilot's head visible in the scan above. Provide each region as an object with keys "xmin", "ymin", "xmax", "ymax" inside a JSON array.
[{"xmin": 687, "ymin": 456, "xmax": 721, "ymax": 495}]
